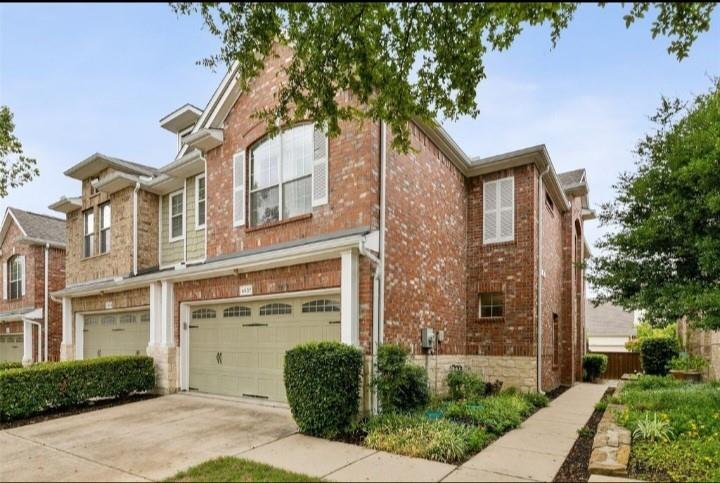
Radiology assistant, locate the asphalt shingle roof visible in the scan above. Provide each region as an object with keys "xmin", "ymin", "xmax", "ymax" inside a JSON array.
[
  {"xmin": 558, "ymin": 169, "xmax": 585, "ymax": 190},
  {"xmin": 585, "ymin": 301, "xmax": 636, "ymax": 337},
  {"xmin": 10, "ymin": 208, "xmax": 66, "ymax": 245}
]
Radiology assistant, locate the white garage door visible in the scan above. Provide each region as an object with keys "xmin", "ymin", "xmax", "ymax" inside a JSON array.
[
  {"xmin": 83, "ymin": 310, "xmax": 150, "ymax": 359},
  {"xmin": 189, "ymin": 296, "xmax": 341, "ymax": 402},
  {"xmin": 0, "ymin": 333, "xmax": 23, "ymax": 362}
]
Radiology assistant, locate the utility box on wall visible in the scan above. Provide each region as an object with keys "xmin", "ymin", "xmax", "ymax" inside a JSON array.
[{"xmin": 421, "ymin": 327, "xmax": 435, "ymax": 350}]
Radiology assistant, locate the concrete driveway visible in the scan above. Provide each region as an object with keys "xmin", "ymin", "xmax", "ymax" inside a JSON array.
[{"xmin": 0, "ymin": 394, "xmax": 297, "ymax": 482}]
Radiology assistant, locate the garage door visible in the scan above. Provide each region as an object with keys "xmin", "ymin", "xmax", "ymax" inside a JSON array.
[
  {"xmin": 189, "ymin": 296, "xmax": 341, "ymax": 402},
  {"xmin": 83, "ymin": 310, "xmax": 150, "ymax": 359},
  {"xmin": 0, "ymin": 333, "xmax": 23, "ymax": 362}
]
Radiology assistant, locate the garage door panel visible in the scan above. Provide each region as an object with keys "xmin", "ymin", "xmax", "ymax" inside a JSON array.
[
  {"xmin": 0, "ymin": 334, "xmax": 23, "ymax": 362},
  {"xmin": 83, "ymin": 310, "xmax": 149, "ymax": 360}
]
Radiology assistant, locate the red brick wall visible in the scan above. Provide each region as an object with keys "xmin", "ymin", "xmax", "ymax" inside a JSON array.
[
  {"xmin": 203, "ymin": 46, "xmax": 380, "ymax": 259},
  {"xmin": 383, "ymin": 124, "xmax": 468, "ymax": 355},
  {"xmin": 0, "ymin": 221, "xmax": 37, "ymax": 311},
  {"xmin": 466, "ymin": 165, "xmax": 538, "ymax": 358}
]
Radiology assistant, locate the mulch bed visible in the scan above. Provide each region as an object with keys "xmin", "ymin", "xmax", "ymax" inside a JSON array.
[
  {"xmin": 546, "ymin": 384, "xmax": 570, "ymax": 401},
  {"xmin": 0, "ymin": 393, "xmax": 158, "ymax": 430},
  {"xmin": 553, "ymin": 387, "xmax": 615, "ymax": 482}
]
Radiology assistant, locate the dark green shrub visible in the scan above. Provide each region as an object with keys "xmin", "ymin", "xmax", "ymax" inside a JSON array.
[
  {"xmin": 284, "ymin": 341, "xmax": 363, "ymax": 438},
  {"xmin": 375, "ymin": 344, "xmax": 429, "ymax": 413},
  {"xmin": 444, "ymin": 393, "xmax": 531, "ymax": 435},
  {"xmin": 447, "ymin": 367, "xmax": 486, "ymax": 401},
  {"xmin": 0, "ymin": 356, "xmax": 155, "ymax": 421},
  {"xmin": 640, "ymin": 337, "xmax": 679, "ymax": 376},
  {"xmin": 523, "ymin": 391, "xmax": 549, "ymax": 409},
  {"xmin": 0, "ymin": 361, "xmax": 22, "ymax": 371},
  {"xmin": 583, "ymin": 353, "xmax": 609, "ymax": 381}
]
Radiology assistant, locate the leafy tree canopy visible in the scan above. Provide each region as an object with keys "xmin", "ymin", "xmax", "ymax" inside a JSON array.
[
  {"xmin": 589, "ymin": 81, "xmax": 720, "ymax": 329},
  {"xmin": 0, "ymin": 106, "xmax": 39, "ymax": 197},
  {"xmin": 171, "ymin": 2, "xmax": 715, "ymax": 151}
]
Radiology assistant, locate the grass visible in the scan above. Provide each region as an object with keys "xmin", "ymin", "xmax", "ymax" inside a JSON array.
[
  {"xmin": 169, "ymin": 457, "xmax": 317, "ymax": 482},
  {"xmin": 616, "ymin": 375, "xmax": 720, "ymax": 482}
]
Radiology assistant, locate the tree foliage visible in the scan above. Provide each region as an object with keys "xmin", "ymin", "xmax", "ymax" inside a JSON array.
[
  {"xmin": 0, "ymin": 106, "xmax": 39, "ymax": 198},
  {"xmin": 171, "ymin": 2, "xmax": 715, "ymax": 151},
  {"xmin": 589, "ymin": 81, "xmax": 720, "ymax": 329}
]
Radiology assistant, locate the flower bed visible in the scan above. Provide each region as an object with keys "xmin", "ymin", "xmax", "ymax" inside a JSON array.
[{"xmin": 615, "ymin": 375, "xmax": 720, "ymax": 482}]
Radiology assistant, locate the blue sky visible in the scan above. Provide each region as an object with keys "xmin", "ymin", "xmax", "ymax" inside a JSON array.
[{"xmin": 1, "ymin": 3, "xmax": 719, "ymax": 259}]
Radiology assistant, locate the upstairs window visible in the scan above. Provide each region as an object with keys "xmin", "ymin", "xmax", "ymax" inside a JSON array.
[
  {"xmin": 169, "ymin": 190, "xmax": 184, "ymax": 242},
  {"xmin": 196, "ymin": 175, "xmax": 206, "ymax": 229},
  {"xmin": 483, "ymin": 177, "xmax": 514, "ymax": 244},
  {"xmin": 248, "ymin": 124, "xmax": 328, "ymax": 227},
  {"xmin": 7, "ymin": 255, "xmax": 23, "ymax": 300},
  {"xmin": 479, "ymin": 292, "xmax": 504, "ymax": 318},
  {"xmin": 83, "ymin": 209, "xmax": 95, "ymax": 257},
  {"xmin": 99, "ymin": 202, "xmax": 111, "ymax": 254}
]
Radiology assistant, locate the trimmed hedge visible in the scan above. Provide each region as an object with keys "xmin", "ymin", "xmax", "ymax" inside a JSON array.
[
  {"xmin": 0, "ymin": 361, "xmax": 22, "ymax": 371},
  {"xmin": 0, "ymin": 356, "xmax": 155, "ymax": 421},
  {"xmin": 583, "ymin": 353, "xmax": 609, "ymax": 381},
  {"xmin": 284, "ymin": 341, "xmax": 363, "ymax": 438},
  {"xmin": 640, "ymin": 337, "xmax": 679, "ymax": 376},
  {"xmin": 375, "ymin": 344, "xmax": 429, "ymax": 413}
]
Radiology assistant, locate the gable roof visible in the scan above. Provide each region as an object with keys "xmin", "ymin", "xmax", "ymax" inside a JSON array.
[
  {"xmin": 0, "ymin": 207, "xmax": 66, "ymax": 248},
  {"xmin": 64, "ymin": 153, "xmax": 158, "ymax": 181},
  {"xmin": 585, "ymin": 301, "xmax": 637, "ymax": 337}
]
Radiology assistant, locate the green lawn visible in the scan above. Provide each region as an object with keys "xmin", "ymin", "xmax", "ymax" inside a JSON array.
[{"xmin": 169, "ymin": 457, "xmax": 317, "ymax": 482}]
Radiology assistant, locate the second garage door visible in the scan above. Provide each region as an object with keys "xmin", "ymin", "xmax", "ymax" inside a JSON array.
[
  {"xmin": 0, "ymin": 333, "xmax": 23, "ymax": 362},
  {"xmin": 83, "ymin": 310, "xmax": 150, "ymax": 359},
  {"xmin": 189, "ymin": 296, "xmax": 341, "ymax": 402}
]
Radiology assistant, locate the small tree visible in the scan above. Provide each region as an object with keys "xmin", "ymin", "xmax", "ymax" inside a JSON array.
[{"xmin": 0, "ymin": 106, "xmax": 39, "ymax": 197}]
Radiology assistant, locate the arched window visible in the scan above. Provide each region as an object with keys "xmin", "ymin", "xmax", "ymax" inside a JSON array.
[
  {"xmin": 223, "ymin": 306, "xmax": 251, "ymax": 318},
  {"xmin": 302, "ymin": 299, "xmax": 340, "ymax": 313},
  {"xmin": 259, "ymin": 303, "xmax": 292, "ymax": 316},
  {"xmin": 7, "ymin": 255, "xmax": 22, "ymax": 300},
  {"xmin": 192, "ymin": 308, "xmax": 216, "ymax": 319}
]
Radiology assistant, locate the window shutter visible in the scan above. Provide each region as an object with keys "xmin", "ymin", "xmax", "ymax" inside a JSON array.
[
  {"xmin": 233, "ymin": 152, "xmax": 245, "ymax": 226},
  {"xmin": 311, "ymin": 128, "xmax": 328, "ymax": 207},
  {"xmin": 483, "ymin": 181, "xmax": 498, "ymax": 243},
  {"xmin": 2, "ymin": 262, "xmax": 6, "ymax": 300},
  {"xmin": 499, "ymin": 177, "xmax": 514, "ymax": 240},
  {"xmin": 20, "ymin": 255, "xmax": 25, "ymax": 296}
]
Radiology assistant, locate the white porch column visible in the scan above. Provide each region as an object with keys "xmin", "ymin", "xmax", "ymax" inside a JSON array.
[
  {"xmin": 22, "ymin": 319, "xmax": 33, "ymax": 366},
  {"xmin": 160, "ymin": 281, "xmax": 175, "ymax": 347},
  {"xmin": 147, "ymin": 280, "xmax": 177, "ymax": 393},
  {"xmin": 74, "ymin": 314, "xmax": 84, "ymax": 360},
  {"xmin": 148, "ymin": 281, "xmax": 162, "ymax": 347},
  {"xmin": 341, "ymin": 249, "xmax": 360, "ymax": 346},
  {"xmin": 60, "ymin": 297, "xmax": 74, "ymax": 360}
]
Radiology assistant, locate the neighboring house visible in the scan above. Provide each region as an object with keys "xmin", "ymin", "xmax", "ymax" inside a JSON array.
[
  {"xmin": 49, "ymin": 48, "xmax": 594, "ymax": 405},
  {"xmin": 586, "ymin": 301, "xmax": 638, "ymax": 352},
  {"xmin": 0, "ymin": 208, "xmax": 66, "ymax": 363}
]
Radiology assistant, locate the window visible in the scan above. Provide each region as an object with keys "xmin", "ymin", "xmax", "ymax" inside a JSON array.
[
  {"xmin": 248, "ymin": 124, "xmax": 327, "ymax": 227},
  {"xmin": 89, "ymin": 177, "xmax": 100, "ymax": 195},
  {"xmin": 192, "ymin": 308, "xmax": 216, "ymax": 319},
  {"xmin": 196, "ymin": 175, "xmax": 206, "ymax": 229},
  {"xmin": 7, "ymin": 256, "xmax": 22, "ymax": 300},
  {"xmin": 483, "ymin": 177, "xmax": 514, "ymax": 244},
  {"xmin": 479, "ymin": 293, "xmax": 504, "ymax": 318},
  {"xmin": 83, "ymin": 209, "xmax": 95, "ymax": 257},
  {"xmin": 119, "ymin": 314, "xmax": 135, "ymax": 324},
  {"xmin": 99, "ymin": 202, "xmax": 111, "ymax": 254},
  {"xmin": 259, "ymin": 303, "xmax": 292, "ymax": 316},
  {"xmin": 545, "ymin": 192, "xmax": 554, "ymax": 214},
  {"xmin": 302, "ymin": 299, "xmax": 340, "ymax": 313},
  {"xmin": 553, "ymin": 313, "xmax": 560, "ymax": 367},
  {"xmin": 223, "ymin": 306, "xmax": 251, "ymax": 318},
  {"xmin": 169, "ymin": 191, "xmax": 184, "ymax": 241}
]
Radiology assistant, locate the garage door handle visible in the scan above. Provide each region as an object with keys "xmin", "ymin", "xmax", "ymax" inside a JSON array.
[
  {"xmin": 242, "ymin": 323, "xmax": 268, "ymax": 327},
  {"xmin": 112, "ymin": 328, "xmax": 125, "ymax": 332},
  {"xmin": 219, "ymin": 352, "xmax": 223, "ymax": 365},
  {"xmin": 329, "ymin": 320, "xmax": 341, "ymax": 325},
  {"xmin": 216, "ymin": 352, "xmax": 223, "ymax": 365}
]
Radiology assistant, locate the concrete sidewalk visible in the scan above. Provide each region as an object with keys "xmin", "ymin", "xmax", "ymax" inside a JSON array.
[{"xmin": 442, "ymin": 383, "xmax": 609, "ymax": 482}]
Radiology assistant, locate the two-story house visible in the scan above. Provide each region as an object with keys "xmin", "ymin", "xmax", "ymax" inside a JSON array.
[
  {"xmin": 0, "ymin": 208, "xmax": 66, "ymax": 364},
  {"xmin": 50, "ymin": 48, "xmax": 593, "ymax": 406}
]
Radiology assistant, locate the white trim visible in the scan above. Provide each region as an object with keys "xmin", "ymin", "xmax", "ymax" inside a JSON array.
[
  {"xmin": 340, "ymin": 250, "xmax": 359, "ymax": 346},
  {"xmin": 483, "ymin": 176, "xmax": 515, "ymax": 244},
  {"xmin": 183, "ymin": 180, "xmax": 188, "ymax": 263},
  {"xmin": 74, "ymin": 313, "xmax": 84, "ymax": 360},
  {"xmin": 158, "ymin": 195, "xmax": 163, "ymax": 264},
  {"xmin": 168, "ymin": 189, "xmax": 185, "ymax": 243},
  {"xmin": 195, "ymin": 174, "xmax": 206, "ymax": 230},
  {"xmin": 232, "ymin": 151, "xmax": 246, "ymax": 227}
]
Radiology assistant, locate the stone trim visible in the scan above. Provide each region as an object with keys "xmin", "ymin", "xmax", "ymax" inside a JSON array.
[{"xmin": 589, "ymin": 403, "xmax": 631, "ymax": 477}]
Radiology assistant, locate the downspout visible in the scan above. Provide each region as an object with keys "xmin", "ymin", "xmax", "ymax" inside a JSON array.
[
  {"xmin": 359, "ymin": 240, "xmax": 381, "ymax": 414},
  {"xmin": 536, "ymin": 166, "xmax": 550, "ymax": 392},
  {"xmin": 379, "ymin": 121, "xmax": 387, "ymax": 346},
  {"xmin": 133, "ymin": 181, "xmax": 140, "ymax": 276},
  {"xmin": 44, "ymin": 243, "xmax": 49, "ymax": 361}
]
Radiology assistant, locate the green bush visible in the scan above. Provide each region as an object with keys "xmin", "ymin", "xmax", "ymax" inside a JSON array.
[
  {"xmin": 583, "ymin": 353, "xmax": 609, "ymax": 381},
  {"xmin": 364, "ymin": 412, "xmax": 491, "ymax": 464},
  {"xmin": 0, "ymin": 356, "xmax": 155, "ymax": 421},
  {"xmin": 523, "ymin": 391, "xmax": 549, "ymax": 409},
  {"xmin": 0, "ymin": 361, "xmax": 22, "ymax": 371},
  {"xmin": 640, "ymin": 337, "xmax": 679, "ymax": 375},
  {"xmin": 447, "ymin": 368, "xmax": 486, "ymax": 401},
  {"xmin": 444, "ymin": 393, "xmax": 532, "ymax": 435},
  {"xmin": 284, "ymin": 341, "xmax": 363, "ymax": 438},
  {"xmin": 669, "ymin": 353, "xmax": 708, "ymax": 371},
  {"xmin": 374, "ymin": 344, "xmax": 429, "ymax": 413}
]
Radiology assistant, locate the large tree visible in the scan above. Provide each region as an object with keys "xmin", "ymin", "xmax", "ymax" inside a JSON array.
[
  {"xmin": 588, "ymin": 81, "xmax": 720, "ymax": 329},
  {"xmin": 0, "ymin": 106, "xmax": 39, "ymax": 197},
  {"xmin": 171, "ymin": 2, "xmax": 716, "ymax": 151}
]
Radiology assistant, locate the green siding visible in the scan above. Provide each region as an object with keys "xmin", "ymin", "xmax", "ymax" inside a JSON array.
[{"xmin": 160, "ymin": 174, "xmax": 206, "ymax": 267}]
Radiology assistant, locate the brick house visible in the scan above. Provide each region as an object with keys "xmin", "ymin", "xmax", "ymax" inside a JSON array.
[
  {"xmin": 50, "ymin": 51, "xmax": 593, "ymax": 405},
  {"xmin": 0, "ymin": 208, "xmax": 66, "ymax": 364}
]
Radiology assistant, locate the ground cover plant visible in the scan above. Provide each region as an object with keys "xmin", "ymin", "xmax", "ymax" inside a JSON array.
[{"xmin": 617, "ymin": 375, "xmax": 720, "ymax": 482}]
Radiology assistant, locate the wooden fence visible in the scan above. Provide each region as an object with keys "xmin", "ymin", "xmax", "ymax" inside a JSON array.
[{"xmin": 592, "ymin": 351, "xmax": 642, "ymax": 379}]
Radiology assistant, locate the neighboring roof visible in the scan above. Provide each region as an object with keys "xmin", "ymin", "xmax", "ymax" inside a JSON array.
[
  {"xmin": 64, "ymin": 153, "xmax": 158, "ymax": 181},
  {"xmin": 558, "ymin": 169, "xmax": 586, "ymax": 190},
  {"xmin": 159, "ymin": 103, "xmax": 203, "ymax": 134},
  {"xmin": 0, "ymin": 208, "xmax": 66, "ymax": 248},
  {"xmin": 586, "ymin": 301, "xmax": 637, "ymax": 337}
]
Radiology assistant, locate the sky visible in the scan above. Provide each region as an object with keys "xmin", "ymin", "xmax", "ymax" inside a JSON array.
[{"xmin": 1, "ymin": 3, "xmax": 719, "ymax": 263}]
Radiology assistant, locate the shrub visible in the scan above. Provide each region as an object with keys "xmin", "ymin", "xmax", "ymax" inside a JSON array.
[
  {"xmin": 374, "ymin": 344, "xmax": 429, "ymax": 413},
  {"xmin": 446, "ymin": 367, "xmax": 485, "ymax": 401},
  {"xmin": 284, "ymin": 341, "xmax": 363, "ymax": 438},
  {"xmin": 583, "ymin": 353, "xmax": 609, "ymax": 381},
  {"xmin": 523, "ymin": 391, "xmax": 549, "ymax": 409},
  {"xmin": 0, "ymin": 361, "xmax": 22, "ymax": 371},
  {"xmin": 640, "ymin": 337, "xmax": 679, "ymax": 375},
  {"xmin": 0, "ymin": 356, "xmax": 155, "ymax": 421},
  {"xmin": 625, "ymin": 322, "xmax": 677, "ymax": 352},
  {"xmin": 444, "ymin": 393, "xmax": 532, "ymax": 435},
  {"xmin": 669, "ymin": 353, "xmax": 708, "ymax": 372},
  {"xmin": 632, "ymin": 413, "xmax": 674, "ymax": 442},
  {"xmin": 364, "ymin": 412, "xmax": 490, "ymax": 463}
]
